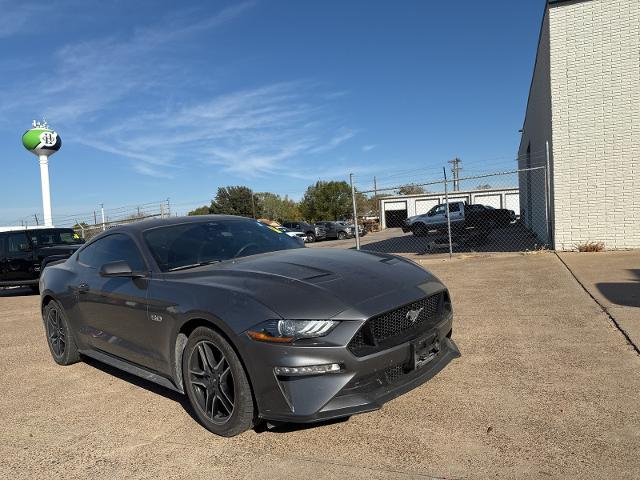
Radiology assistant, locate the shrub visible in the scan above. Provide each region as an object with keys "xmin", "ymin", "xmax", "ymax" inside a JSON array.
[{"xmin": 575, "ymin": 241, "xmax": 605, "ymax": 252}]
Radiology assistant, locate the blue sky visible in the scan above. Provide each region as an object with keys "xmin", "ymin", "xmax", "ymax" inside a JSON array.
[{"xmin": 0, "ymin": 0, "xmax": 543, "ymax": 224}]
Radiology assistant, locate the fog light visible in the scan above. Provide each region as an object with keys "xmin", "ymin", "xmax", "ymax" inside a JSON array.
[{"xmin": 274, "ymin": 363, "xmax": 342, "ymax": 376}]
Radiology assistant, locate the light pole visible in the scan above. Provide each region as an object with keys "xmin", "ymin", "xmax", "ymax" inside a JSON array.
[{"xmin": 22, "ymin": 120, "xmax": 61, "ymax": 227}]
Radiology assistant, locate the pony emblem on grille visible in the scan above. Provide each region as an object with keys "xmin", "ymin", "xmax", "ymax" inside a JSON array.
[{"xmin": 405, "ymin": 307, "xmax": 424, "ymax": 323}]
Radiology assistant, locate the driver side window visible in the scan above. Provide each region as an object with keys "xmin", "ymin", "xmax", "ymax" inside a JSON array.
[{"xmin": 78, "ymin": 234, "xmax": 146, "ymax": 271}]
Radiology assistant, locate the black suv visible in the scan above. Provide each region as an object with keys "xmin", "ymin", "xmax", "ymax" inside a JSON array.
[
  {"xmin": 281, "ymin": 221, "xmax": 326, "ymax": 243},
  {"xmin": 0, "ymin": 227, "xmax": 84, "ymax": 289}
]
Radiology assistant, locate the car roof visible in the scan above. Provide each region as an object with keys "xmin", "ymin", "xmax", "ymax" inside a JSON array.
[{"xmin": 93, "ymin": 215, "xmax": 252, "ymax": 236}]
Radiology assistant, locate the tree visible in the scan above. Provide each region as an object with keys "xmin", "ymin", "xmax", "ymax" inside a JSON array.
[
  {"xmin": 398, "ymin": 184, "xmax": 426, "ymax": 195},
  {"xmin": 255, "ymin": 192, "xmax": 301, "ymax": 223},
  {"xmin": 188, "ymin": 205, "xmax": 212, "ymax": 216},
  {"xmin": 299, "ymin": 180, "xmax": 353, "ymax": 222},
  {"xmin": 188, "ymin": 186, "xmax": 261, "ymax": 218}
]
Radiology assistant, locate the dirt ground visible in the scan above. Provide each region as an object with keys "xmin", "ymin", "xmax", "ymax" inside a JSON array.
[{"xmin": 0, "ymin": 252, "xmax": 638, "ymax": 479}]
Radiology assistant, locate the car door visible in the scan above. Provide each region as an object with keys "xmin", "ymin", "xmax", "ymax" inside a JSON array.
[
  {"xmin": 447, "ymin": 202, "xmax": 465, "ymax": 233},
  {"xmin": 4, "ymin": 231, "xmax": 37, "ymax": 282},
  {"xmin": 74, "ymin": 233, "xmax": 157, "ymax": 369}
]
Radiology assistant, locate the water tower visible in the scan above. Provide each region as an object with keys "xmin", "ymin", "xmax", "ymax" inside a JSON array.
[{"xmin": 22, "ymin": 120, "xmax": 61, "ymax": 227}]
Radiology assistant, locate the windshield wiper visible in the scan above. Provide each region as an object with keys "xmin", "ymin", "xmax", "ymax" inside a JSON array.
[{"xmin": 167, "ymin": 260, "xmax": 221, "ymax": 272}]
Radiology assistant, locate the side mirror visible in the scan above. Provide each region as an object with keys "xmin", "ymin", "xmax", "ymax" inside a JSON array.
[{"xmin": 100, "ymin": 260, "xmax": 145, "ymax": 278}]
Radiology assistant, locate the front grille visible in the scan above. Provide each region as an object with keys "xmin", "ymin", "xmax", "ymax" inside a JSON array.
[
  {"xmin": 385, "ymin": 364, "xmax": 405, "ymax": 384},
  {"xmin": 348, "ymin": 292, "xmax": 448, "ymax": 357}
]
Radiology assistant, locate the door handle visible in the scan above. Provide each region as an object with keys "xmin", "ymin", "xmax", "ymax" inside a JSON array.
[{"xmin": 77, "ymin": 283, "xmax": 89, "ymax": 293}]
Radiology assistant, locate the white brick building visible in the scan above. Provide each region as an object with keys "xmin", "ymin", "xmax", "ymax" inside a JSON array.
[{"xmin": 519, "ymin": 0, "xmax": 639, "ymax": 250}]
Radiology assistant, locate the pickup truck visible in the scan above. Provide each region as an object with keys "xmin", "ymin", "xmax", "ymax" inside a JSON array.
[
  {"xmin": 0, "ymin": 226, "xmax": 84, "ymax": 290},
  {"xmin": 402, "ymin": 202, "xmax": 510, "ymax": 244}
]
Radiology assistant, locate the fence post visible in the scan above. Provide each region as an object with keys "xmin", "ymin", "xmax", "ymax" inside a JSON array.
[
  {"xmin": 544, "ymin": 140, "xmax": 552, "ymax": 247},
  {"xmin": 443, "ymin": 167, "xmax": 453, "ymax": 259},
  {"xmin": 349, "ymin": 173, "xmax": 361, "ymax": 250}
]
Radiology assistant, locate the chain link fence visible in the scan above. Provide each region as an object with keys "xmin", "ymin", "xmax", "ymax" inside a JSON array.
[
  {"xmin": 345, "ymin": 166, "xmax": 551, "ymax": 257},
  {"xmin": 4, "ymin": 199, "xmax": 172, "ymax": 241}
]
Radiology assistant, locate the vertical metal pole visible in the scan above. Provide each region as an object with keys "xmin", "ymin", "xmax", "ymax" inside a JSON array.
[
  {"xmin": 100, "ymin": 203, "xmax": 106, "ymax": 231},
  {"xmin": 94, "ymin": 211, "xmax": 97, "ymax": 225},
  {"xmin": 350, "ymin": 173, "xmax": 361, "ymax": 250},
  {"xmin": 39, "ymin": 155, "xmax": 53, "ymax": 226},
  {"xmin": 166, "ymin": 198, "xmax": 171, "ymax": 217},
  {"xmin": 545, "ymin": 140, "xmax": 552, "ymax": 247},
  {"xmin": 443, "ymin": 167, "xmax": 453, "ymax": 259},
  {"xmin": 251, "ymin": 191, "xmax": 256, "ymax": 219}
]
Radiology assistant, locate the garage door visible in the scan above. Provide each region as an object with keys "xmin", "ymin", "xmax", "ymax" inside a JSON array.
[
  {"xmin": 474, "ymin": 194, "xmax": 501, "ymax": 209},
  {"xmin": 415, "ymin": 198, "xmax": 439, "ymax": 215},
  {"xmin": 505, "ymin": 193, "xmax": 520, "ymax": 214},
  {"xmin": 383, "ymin": 201, "xmax": 407, "ymax": 228}
]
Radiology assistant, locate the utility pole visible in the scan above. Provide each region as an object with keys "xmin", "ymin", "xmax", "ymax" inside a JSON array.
[
  {"xmin": 34, "ymin": 214, "xmax": 39, "ymax": 226},
  {"xmin": 100, "ymin": 203, "xmax": 106, "ymax": 231},
  {"xmin": 448, "ymin": 157, "xmax": 462, "ymax": 191},
  {"xmin": 349, "ymin": 173, "xmax": 361, "ymax": 250}
]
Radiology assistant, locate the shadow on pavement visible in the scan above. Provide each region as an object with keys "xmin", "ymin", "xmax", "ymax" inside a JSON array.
[
  {"xmin": 596, "ymin": 269, "xmax": 640, "ymax": 308},
  {"xmin": 82, "ymin": 355, "xmax": 344, "ymax": 435},
  {"xmin": 361, "ymin": 224, "xmax": 544, "ymax": 255},
  {"xmin": 0, "ymin": 286, "xmax": 38, "ymax": 297}
]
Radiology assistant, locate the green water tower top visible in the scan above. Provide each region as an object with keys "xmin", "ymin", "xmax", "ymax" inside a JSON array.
[{"xmin": 22, "ymin": 120, "xmax": 61, "ymax": 157}]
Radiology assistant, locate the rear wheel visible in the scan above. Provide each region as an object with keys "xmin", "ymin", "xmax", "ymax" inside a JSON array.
[
  {"xmin": 182, "ymin": 327, "xmax": 255, "ymax": 437},
  {"xmin": 43, "ymin": 300, "xmax": 79, "ymax": 365}
]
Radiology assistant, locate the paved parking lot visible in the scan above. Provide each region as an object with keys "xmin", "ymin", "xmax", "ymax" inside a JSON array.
[{"xmin": 1, "ymin": 252, "xmax": 639, "ymax": 479}]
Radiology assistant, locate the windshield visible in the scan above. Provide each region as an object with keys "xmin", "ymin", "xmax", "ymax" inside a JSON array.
[
  {"xmin": 31, "ymin": 229, "xmax": 84, "ymax": 246},
  {"xmin": 144, "ymin": 219, "xmax": 303, "ymax": 272}
]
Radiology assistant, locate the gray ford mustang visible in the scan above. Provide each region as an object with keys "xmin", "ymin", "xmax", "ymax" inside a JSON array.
[{"xmin": 40, "ymin": 215, "xmax": 460, "ymax": 436}]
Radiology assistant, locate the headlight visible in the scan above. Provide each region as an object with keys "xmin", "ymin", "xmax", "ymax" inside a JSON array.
[{"xmin": 247, "ymin": 319, "xmax": 339, "ymax": 343}]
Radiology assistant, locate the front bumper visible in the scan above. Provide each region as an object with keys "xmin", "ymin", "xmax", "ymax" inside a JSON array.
[{"xmin": 238, "ymin": 315, "xmax": 458, "ymax": 423}]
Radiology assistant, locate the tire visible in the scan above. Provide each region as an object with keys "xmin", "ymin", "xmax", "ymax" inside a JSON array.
[
  {"xmin": 412, "ymin": 223, "xmax": 427, "ymax": 237},
  {"xmin": 182, "ymin": 327, "xmax": 255, "ymax": 437},
  {"xmin": 337, "ymin": 231, "xmax": 347, "ymax": 240},
  {"xmin": 43, "ymin": 300, "xmax": 80, "ymax": 366},
  {"xmin": 306, "ymin": 232, "xmax": 316, "ymax": 243}
]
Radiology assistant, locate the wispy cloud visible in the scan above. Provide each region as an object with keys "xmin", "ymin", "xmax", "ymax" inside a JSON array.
[
  {"xmin": 79, "ymin": 82, "xmax": 357, "ymax": 178},
  {"xmin": 362, "ymin": 144, "xmax": 377, "ymax": 152},
  {"xmin": 0, "ymin": 1, "xmax": 48, "ymax": 38},
  {"xmin": 0, "ymin": 1, "xmax": 357, "ymax": 181}
]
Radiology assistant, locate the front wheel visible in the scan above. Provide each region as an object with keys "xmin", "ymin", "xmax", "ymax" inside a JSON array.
[
  {"xmin": 306, "ymin": 233, "xmax": 316, "ymax": 243},
  {"xmin": 43, "ymin": 300, "xmax": 80, "ymax": 366},
  {"xmin": 182, "ymin": 327, "xmax": 255, "ymax": 437},
  {"xmin": 337, "ymin": 231, "xmax": 347, "ymax": 240}
]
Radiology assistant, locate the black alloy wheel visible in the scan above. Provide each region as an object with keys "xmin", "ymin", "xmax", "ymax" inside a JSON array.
[
  {"xmin": 183, "ymin": 327, "xmax": 255, "ymax": 436},
  {"xmin": 188, "ymin": 340, "xmax": 235, "ymax": 424},
  {"xmin": 43, "ymin": 300, "xmax": 80, "ymax": 365}
]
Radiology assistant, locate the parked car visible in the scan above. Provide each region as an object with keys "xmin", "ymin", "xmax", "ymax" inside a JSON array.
[
  {"xmin": 276, "ymin": 226, "xmax": 306, "ymax": 243},
  {"xmin": 480, "ymin": 205, "xmax": 516, "ymax": 227},
  {"xmin": 39, "ymin": 215, "xmax": 459, "ymax": 437},
  {"xmin": 338, "ymin": 221, "xmax": 367, "ymax": 237},
  {"xmin": 402, "ymin": 202, "xmax": 499, "ymax": 244},
  {"xmin": 282, "ymin": 221, "xmax": 326, "ymax": 243},
  {"xmin": 0, "ymin": 226, "xmax": 84, "ymax": 290},
  {"xmin": 316, "ymin": 221, "xmax": 353, "ymax": 240}
]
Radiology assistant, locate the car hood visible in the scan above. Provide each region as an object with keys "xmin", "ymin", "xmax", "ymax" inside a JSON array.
[{"xmin": 169, "ymin": 248, "xmax": 443, "ymax": 320}]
